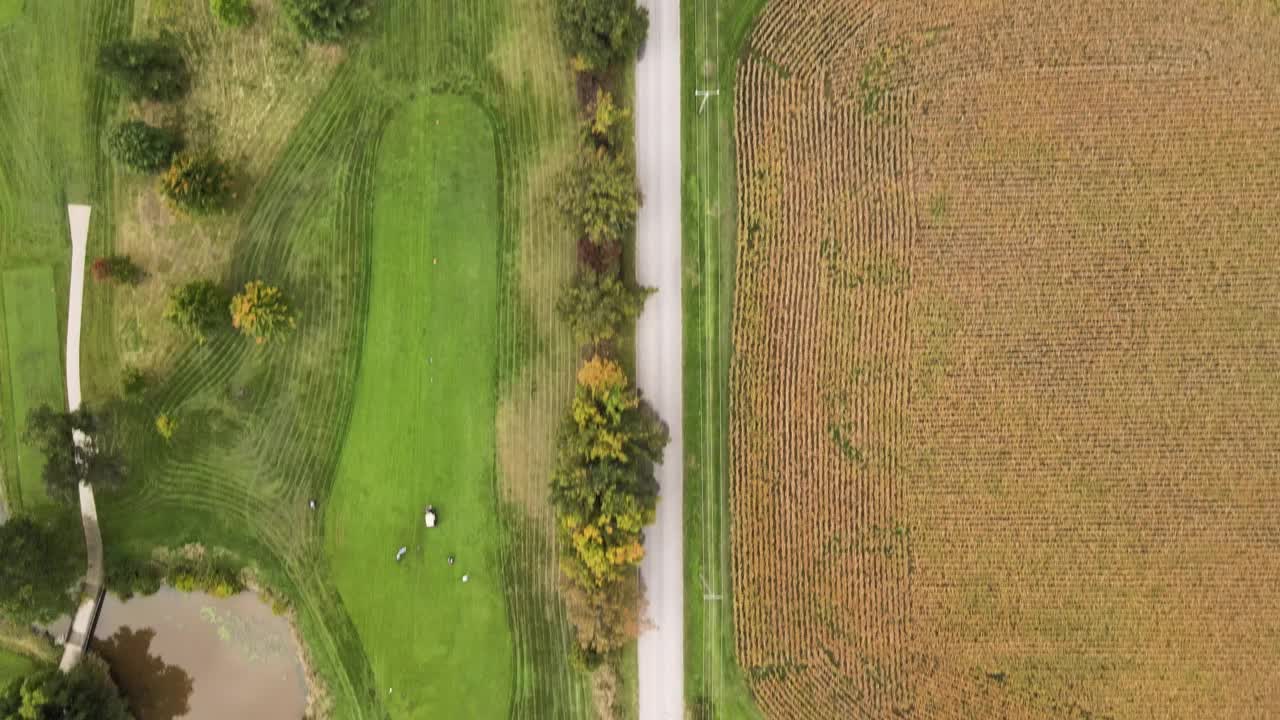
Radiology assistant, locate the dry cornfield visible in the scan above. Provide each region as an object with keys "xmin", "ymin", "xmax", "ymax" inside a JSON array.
[{"xmin": 729, "ymin": 1, "xmax": 1280, "ymax": 718}]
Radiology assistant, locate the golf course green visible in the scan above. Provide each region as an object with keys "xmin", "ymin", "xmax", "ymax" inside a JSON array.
[
  {"xmin": 2, "ymin": 265, "xmax": 64, "ymax": 511},
  {"xmin": 326, "ymin": 95, "xmax": 511, "ymax": 718}
]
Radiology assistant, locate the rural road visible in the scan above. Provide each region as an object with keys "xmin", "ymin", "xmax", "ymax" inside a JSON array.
[
  {"xmin": 59, "ymin": 204, "xmax": 104, "ymax": 673},
  {"xmin": 635, "ymin": 0, "xmax": 684, "ymax": 718}
]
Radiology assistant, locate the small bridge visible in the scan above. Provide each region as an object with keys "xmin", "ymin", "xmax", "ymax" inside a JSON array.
[{"xmin": 58, "ymin": 205, "xmax": 105, "ymax": 672}]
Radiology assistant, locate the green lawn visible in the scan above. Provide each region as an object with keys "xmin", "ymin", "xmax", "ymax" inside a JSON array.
[
  {"xmin": 326, "ymin": 95, "xmax": 512, "ymax": 719},
  {"xmin": 1, "ymin": 0, "xmax": 587, "ymax": 716},
  {"xmin": 681, "ymin": 0, "xmax": 768, "ymax": 717},
  {"xmin": 0, "ymin": 0, "xmax": 125, "ymax": 516},
  {"xmin": 2, "ymin": 266, "xmax": 64, "ymax": 512},
  {"xmin": 0, "ymin": 648, "xmax": 35, "ymax": 687},
  {"xmin": 0, "ymin": 0, "xmax": 21, "ymax": 28}
]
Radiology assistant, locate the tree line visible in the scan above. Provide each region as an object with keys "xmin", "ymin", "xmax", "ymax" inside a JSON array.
[{"xmin": 550, "ymin": 0, "xmax": 666, "ymax": 689}]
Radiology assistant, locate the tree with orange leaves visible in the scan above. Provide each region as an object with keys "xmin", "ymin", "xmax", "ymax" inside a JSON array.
[{"xmin": 551, "ymin": 353, "xmax": 668, "ymax": 658}]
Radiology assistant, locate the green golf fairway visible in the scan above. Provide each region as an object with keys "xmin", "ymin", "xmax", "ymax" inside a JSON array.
[
  {"xmin": 326, "ymin": 95, "xmax": 511, "ymax": 718},
  {"xmin": 3, "ymin": 266, "xmax": 64, "ymax": 511}
]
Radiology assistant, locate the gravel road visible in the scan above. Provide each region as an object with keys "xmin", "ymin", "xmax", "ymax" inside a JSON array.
[{"xmin": 635, "ymin": 1, "xmax": 685, "ymax": 718}]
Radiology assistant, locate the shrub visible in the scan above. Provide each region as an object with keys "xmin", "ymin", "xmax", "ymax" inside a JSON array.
[
  {"xmin": 168, "ymin": 556, "xmax": 244, "ymax": 597},
  {"xmin": 164, "ymin": 280, "xmax": 228, "ymax": 344},
  {"xmin": 91, "ymin": 254, "xmax": 144, "ymax": 285},
  {"xmin": 211, "ymin": 0, "xmax": 255, "ymax": 27},
  {"xmin": 556, "ymin": 271, "xmax": 652, "ymax": 347},
  {"xmin": 121, "ymin": 366, "xmax": 149, "ymax": 399},
  {"xmin": 281, "ymin": 0, "xmax": 370, "ymax": 43},
  {"xmin": 561, "ymin": 571, "xmax": 644, "ymax": 656},
  {"xmin": 582, "ymin": 89, "xmax": 631, "ymax": 151},
  {"xmin": 230, "ymin": 280, "xmax": 297, "ymax": 344},
  {"xmin": 554, "ymin": 0, "xmax": 648, "ymax": 72},
  {"xmin": 160, "ymin": 153, "xmax": 233, "ymax": 214},
  {"xmin": 558, "ymin": 149, "xmax": 640, "ymax": 247},
  {"xmin": 0, "ymin": 665, "xmax": 132, "ymax": 720},
  {"xmin": 155, "ymin": 413, "xmax": 178, "ymax": 443},
  {"xmin": 108, "ymin": 554, "xmax": 164, "ymax": 600},
  {"xmin": 98, "ymin": 39, "xmax": 189, "ymax": 101},
  {"xmin": 107, "ymin": 120, "xmax": 181, "ymax": 172}
]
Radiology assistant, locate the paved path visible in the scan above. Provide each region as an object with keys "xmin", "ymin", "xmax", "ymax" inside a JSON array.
[
  {"xmin": 59, "ymin": 204, "xmax": 104, "ymax": 673},
  {"xmin": 635, "ymin": 1, "xmax": 684, "ymax": 718}
]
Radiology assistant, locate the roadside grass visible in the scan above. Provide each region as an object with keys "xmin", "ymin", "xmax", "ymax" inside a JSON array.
[
  {"xmin": 324, "ymin": 95, "xmax": 513, "ymax": 718},
  {"xmin": 681, "ymin": 0, "xmax": 768, "ymax": 717},
  {"xmin": 1, "ymin": 266, "xmax": 64, "ymax": 512},
  {"xmin": 615, "ymin": 646, "xmax": 639, "ymax": 720}
]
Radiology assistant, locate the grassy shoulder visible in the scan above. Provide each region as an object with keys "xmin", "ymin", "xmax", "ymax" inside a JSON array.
[
  {"xmin": 681, "ymin": 0, "xmax": 767, "ymax": 717},
  {"xmin": 324, "ymin": 95, "xmax": 511, "ymax": 718}
]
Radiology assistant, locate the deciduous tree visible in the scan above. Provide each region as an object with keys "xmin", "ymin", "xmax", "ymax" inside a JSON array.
[
  {"xmin": 160, "ymin": 153, "xmax": 233, "ymax": 214},
  {"xmin": 0, "ymin": 517, "xmax": 78, "ymax": 625},
  {"xmin": 0, "ymin": 664, "xmax": 133, "ymax": 720},
  {"xmin": 106, "ymin": 120, "xmax": 181, "ymax": 173},
  {"xmin": 554, "ymin": 0, "xmax": 648, "ymax": 72},
  {"xmin": 164, "ymin": 280, "xmax": 228, "ymax": 344},
  {"xmin": 558, "ymin": 149, "xmax": 640, "ymax": 247},
  {"xmin": 557, "ymin": 271, "xmax": 651, "ymax": 347},
  {"xmin": 23, "ymin": 405, "xmax": 126, "ymax": 504},
  {"xmin": 281, "ymin": 0, "xmax": 370, "ymax": 43},
  {"xmin": 560, "ymin": 571, "xmax": 644, "ymax": 658},
  {"xmin": 98, "ymin": 39, "xmax": 189, "ymax": 102},
  {"xmin": 551, "ymin": 356, "xmax": 667, "ymax": 592},
  {"xmin": 582, "ymin": 89, "xmax": 631, "ymax": 152},
  {"xmin": 230, "ymin": 280, "xmax": 297, "ymax": 344}
]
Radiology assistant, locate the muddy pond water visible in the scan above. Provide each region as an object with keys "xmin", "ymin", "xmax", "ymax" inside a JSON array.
[{"xmin": 53, "ymin": 588, "xmax": 308, "ymax": 719}]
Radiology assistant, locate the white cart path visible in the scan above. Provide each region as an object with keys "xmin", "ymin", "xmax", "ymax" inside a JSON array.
[{"xmin": 59, "ymin": 204, "xmax": 104, "ymax": 672}]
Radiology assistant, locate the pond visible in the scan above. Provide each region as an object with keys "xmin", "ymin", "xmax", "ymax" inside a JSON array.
[{"xmin": 53, "ymin": 588, "xmax": 309, "ymax": 720}]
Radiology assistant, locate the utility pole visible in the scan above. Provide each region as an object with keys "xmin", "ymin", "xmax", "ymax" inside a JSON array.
[{"xmin": 696, "ymin": 89, "xmax": 720, "ymax": 114}]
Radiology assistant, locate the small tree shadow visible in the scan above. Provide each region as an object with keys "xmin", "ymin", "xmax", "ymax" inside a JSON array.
[{"xmin": 96, "ymin": 625, "xmax": 195, "ymax": 720}]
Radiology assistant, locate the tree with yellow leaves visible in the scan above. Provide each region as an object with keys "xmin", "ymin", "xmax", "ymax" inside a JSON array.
[
  {"xmin": 551, "ymin": 353, "xmax": 667, "ymax": 652},
  {"xmin": 230, "ymin": 280, "xmax": 297, "ymax": 344}
]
